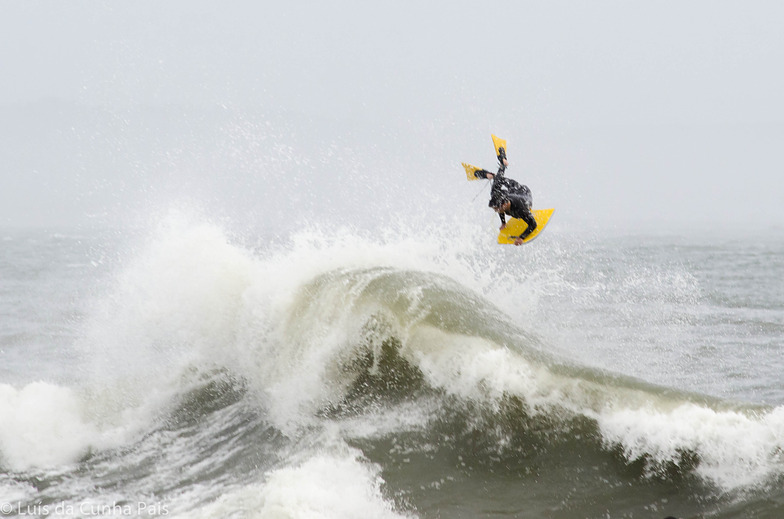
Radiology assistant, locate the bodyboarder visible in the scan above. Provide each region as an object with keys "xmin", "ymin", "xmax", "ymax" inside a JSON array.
[{"xmin": 472, "ymin": 146, "xmax": 537, "ymax": 245}]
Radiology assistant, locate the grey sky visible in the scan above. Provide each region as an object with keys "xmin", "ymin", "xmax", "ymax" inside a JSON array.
[{"xmin": 2, "ymin": 1, "xmax": 783, "ymax": 232}]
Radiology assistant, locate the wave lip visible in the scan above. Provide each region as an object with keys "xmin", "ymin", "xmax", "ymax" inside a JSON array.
[{"xmin": 405, "ymin": 323, "xmax": 784, "ymax": 492}]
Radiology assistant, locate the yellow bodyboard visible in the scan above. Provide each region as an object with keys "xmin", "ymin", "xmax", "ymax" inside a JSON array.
[
  {"xmin": 491, "ymin": 134, "xmax": 507, "ymax": 160},
  {"xmin": 462, "ymin": 163, "xmax": 481, "ymax": 181},
  {"xmin": 497, "ymin": 208, "xmax": 555, "ymax": 245}
]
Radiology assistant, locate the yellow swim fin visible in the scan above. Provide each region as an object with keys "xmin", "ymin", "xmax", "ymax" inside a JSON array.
[
  {"xmin": 462, "ymin": 163, "xmax": 481, "ymax": 181},
  {"xmin": 491, "ymin": 134, "xmax": 507, "ymax": 162}
]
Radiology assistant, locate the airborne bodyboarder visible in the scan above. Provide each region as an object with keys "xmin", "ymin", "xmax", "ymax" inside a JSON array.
[{"xmin": 471, "ymin": 145, "xmax": 537, "ymax": 245}]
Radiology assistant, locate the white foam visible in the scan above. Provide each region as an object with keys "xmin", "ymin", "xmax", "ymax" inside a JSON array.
[
  {"xmin": 0, "ymin": 382, "xmax": 134, "ymax": 471},
  {"xmin": 407, "ymin": 326, "xmax": 583, "ymax": 412},
  {"xmin": 80, "ymin": 219, "xmax": 256, "ymax": 380},
  {"xmin": 258, "ymin": 452, "xmax": 409, "ymax": 519},
  {"xmin": 182, "ymin": 449, "xmax": 412, "ymax": 519},
  {"xmin": 598, "ymin": 403, "xmax": 784, "ymax": 490},
  {"xmin": 0, "ymin": 478, "xmax": 36, "ymax": 503}
]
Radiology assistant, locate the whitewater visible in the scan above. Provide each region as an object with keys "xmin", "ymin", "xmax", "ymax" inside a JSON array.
[{"xmin": 1, "ymin": 213, "xmax": 783, "ymax": 519}]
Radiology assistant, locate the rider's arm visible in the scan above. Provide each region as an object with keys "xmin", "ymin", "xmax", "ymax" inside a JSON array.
[{"xmin": 517, "ymin": 208, "xmax": 537, "ymax": 240}]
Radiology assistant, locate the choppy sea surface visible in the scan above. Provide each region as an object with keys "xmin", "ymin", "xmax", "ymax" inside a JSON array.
[{"xmin": 1, "ymin": 219, "xmax": 783, "ymax": 518}]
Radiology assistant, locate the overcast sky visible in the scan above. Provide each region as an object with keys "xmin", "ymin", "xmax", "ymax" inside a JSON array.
[{"xmin": 2, "ymin": 1, "xmax": 783, "ymax": 233}]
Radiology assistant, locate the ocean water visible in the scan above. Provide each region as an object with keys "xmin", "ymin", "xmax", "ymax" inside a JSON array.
[{"xmin": 1, "ymin": 217, "xmax": 783, "ymax": 519}]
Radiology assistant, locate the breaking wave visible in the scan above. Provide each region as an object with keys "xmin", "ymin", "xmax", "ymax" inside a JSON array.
[{"xmin": 2, "ymin": 216, "xmax": 783, "ymax": 517}]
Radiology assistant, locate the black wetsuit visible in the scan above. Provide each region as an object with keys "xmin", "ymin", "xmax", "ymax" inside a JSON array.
[
  {"xmin": 498, "ymin": 189, "xmax": 537, "ymax": 240},
  {"xmin": 475, "ymin": 163, "xmax": 537, "ymax": 240}
]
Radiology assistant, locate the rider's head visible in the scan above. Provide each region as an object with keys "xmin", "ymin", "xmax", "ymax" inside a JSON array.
[{"xmin": 489, "ymin": 195, "xmax": 509, "ymax": 212}]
